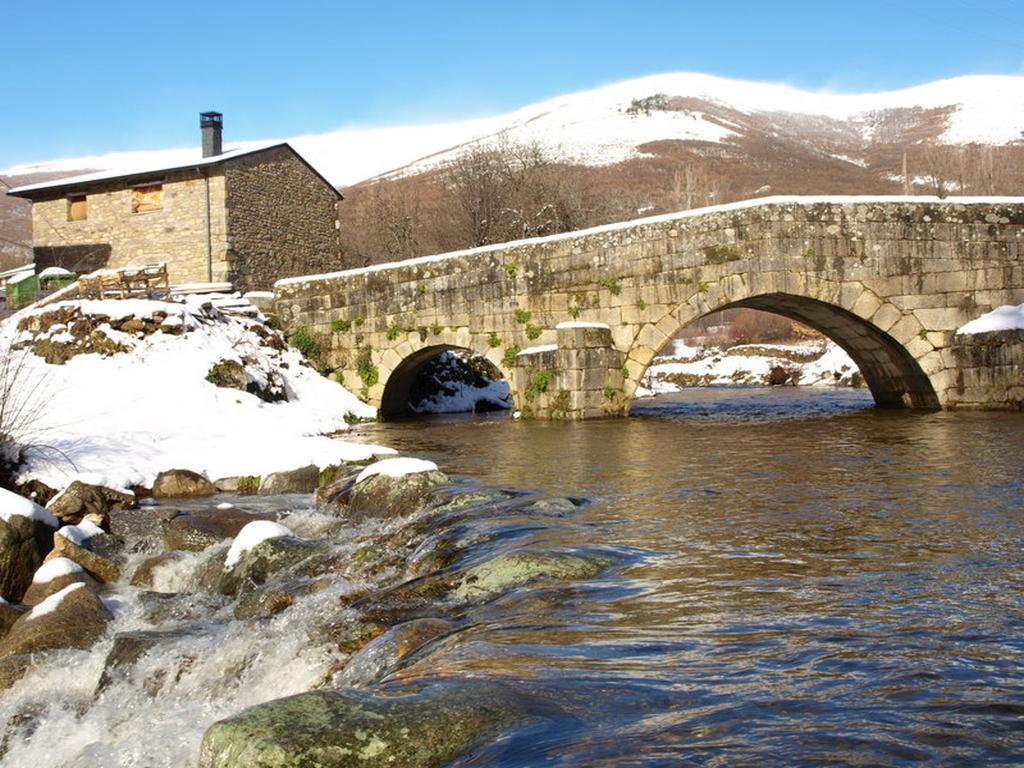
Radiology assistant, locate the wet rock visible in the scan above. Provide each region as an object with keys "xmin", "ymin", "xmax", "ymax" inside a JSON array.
[
  {"xmin": 131, "ymin": 551, "xmax": 189, "ymax": 590},
  {"xmin": 0, "ymin": 653, "xmax": 36, "ymax": 693},
  {"xmin": 22, "ymin": 557, "xmax": 98, "ymax": 605},
  {"xmin": 450, "ymin": 550, "xmax": 605, "ymax": 603},
  {"xmin": 49, "ymin": 530, "xmax": 123, "ymax": 584},
  {"xmin": 0, "ymin": 603, "xmax": 25, "ymax": 639},
  {"xmin": 152, "ymin": 470, "xmax": 216, "ymax": 499},
  {"xmin": 96, "ymin": 627, "xmax": 193, "ymax": 693},
  {"xmin": 258, "ymin": 464, "xmax": 320, "ymax": 495},
  {"xmin": 0, "ymin": 493, "xmax": 58, "ymax": 602},
  {"xmin": 163, "ymin": 509, "xmax": 272, "ymax": 552},
  {"xmin": 199, "ymin": 680, "xmax": 533, "ymax": 768},
  {"xmin": 0, "ymin": 583, "xmax": 112, "ymax": 658},
  {"xmin": 344, "ymin": 469, "xmax": 449, "ymax": 523},
  {"xmin": 213, "ymin": 476, "xmax": 261, "ymax": 495},
  {"xmin": 136, "ymin": 590, "xmax": 228, "ymax": 624},
  {"xmin": 217, "ymin": 536, "xmax": 328, "ymax": 597},
  {"xmin": 352, "ymin": 573, "xmax": 456, "ymax": 626},
  {"xmin": 529, "ymin": 497, "xmax": 582, "ymax": 514},
  {"xmin": 46, "ymin": 481, "xmax": 135, "ymax": 526},
  {"xmin": 233, "ymin": 574, "xmax": 330, "ymax": 620},
  {"xmin": 336, "ymin": 618, "xmax": 453, "ymax": 688},
  {"xmin": 108, "ymin": 506, "xmax": 180, "ymax": 553}
]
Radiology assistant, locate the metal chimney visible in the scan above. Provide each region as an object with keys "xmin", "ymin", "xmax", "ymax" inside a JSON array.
[{"xmin": 200, "ymin": 111, "xmax": 223, "ymax": 158}]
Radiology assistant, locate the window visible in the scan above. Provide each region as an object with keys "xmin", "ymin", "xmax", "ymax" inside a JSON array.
[
  {"xmin": 131, "ymin": 184, "xmax": 163, "ymax": 213},
  {"xmin": 67, "ymin": 195, "xmax": 87, "ymax": 221}
]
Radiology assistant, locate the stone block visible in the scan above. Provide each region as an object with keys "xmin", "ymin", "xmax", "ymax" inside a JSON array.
[{"xmin": 870, "ymin": 303, "xmax": 902, "ymax": 332}]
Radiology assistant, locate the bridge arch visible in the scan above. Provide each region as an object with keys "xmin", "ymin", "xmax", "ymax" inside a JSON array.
[
  {"xmin": 626, "ymin": 290, "xmax": 941, "ymax": 410},
  {"xmin": 379, "ymin": 344, "xmax": 514, "ymax": 420}
]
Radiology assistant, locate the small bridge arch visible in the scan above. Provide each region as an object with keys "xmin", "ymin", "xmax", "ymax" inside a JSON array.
[{"xmin": 275, "ymin": 196, "xmax": 1024, "ymax": 418}]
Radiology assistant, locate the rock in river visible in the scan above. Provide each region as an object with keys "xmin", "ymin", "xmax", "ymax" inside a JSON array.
[
  {"xmin": 0, "ymin": 488, "xmax": 58, "ymax": 602},
  {"xmin": 334, "ymin": 459, "xmax": 449, "ymax": 522},
  {"xmin": 0, "ymin": 582, "xmax": 112, "ymax": 658},
  {"xmin": 152, "ymin": 469, "xmax": 216, "ymax": 499},
  {"xmin": 199, "ymin": 680, "xmax": 534, "ymax": 768}
]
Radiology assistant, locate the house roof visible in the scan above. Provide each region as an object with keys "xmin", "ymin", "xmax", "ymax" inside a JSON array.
[{"xmin": 6, "ymin": 142, "xmax": 343, "ymax": 200}]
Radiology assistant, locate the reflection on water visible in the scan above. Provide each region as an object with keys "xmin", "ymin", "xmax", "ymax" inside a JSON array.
[{"xmin": 356, "ymin": 388, "xmax": 1024, "ymax": 765}]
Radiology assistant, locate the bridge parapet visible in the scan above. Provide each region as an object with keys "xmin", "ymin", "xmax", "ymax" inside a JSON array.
[{"xmin": 274, "ymin": 196, "xmax": 1024, "ymax": 418}]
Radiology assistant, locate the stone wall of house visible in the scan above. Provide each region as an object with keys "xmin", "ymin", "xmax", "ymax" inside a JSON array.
[
  {"xmin": 223, "ymin": 146, "xmax": 341, "ymax": 293},
  {"xmin": 31, "ymin": 171, "xmax": 229, "ymax": 285}
]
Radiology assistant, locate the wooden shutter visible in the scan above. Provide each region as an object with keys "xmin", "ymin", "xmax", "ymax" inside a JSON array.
[{"xmin": 68, "ymin": 196, "xmax": 87, "ymax": 221}]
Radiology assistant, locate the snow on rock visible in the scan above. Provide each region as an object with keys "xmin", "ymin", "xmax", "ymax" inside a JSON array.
[
  {"xmin": 956, "ymin": 303, "xmax": 1024, "ymax": 335},
  {"xmin": 0, "ymin": 296, "xmax": 392, "ymax": 491},
  {"xmin": 57, "ymin": 519, "xmax": 105, "ymax": 546},
  {"xmin": 224, "ymin": 521, "xmax": 293, "ymax": 570},
  {"xmin": 517, "ymin": 344, "xmax": 557, "ymax": 356},
  {"xmin": 32, "ymin": 557, "xmax": 84, "ymax": 584},
  {"xmin": 28, "ymin": 582, "xmax": 85, "ymax": 620},
  {"xmin": 356, "ymin": 457, "xmax": 440, "ymax": 484},
  {"xmin": 0, "ymin": 487, "xmax": 59, "ymax": 527}
]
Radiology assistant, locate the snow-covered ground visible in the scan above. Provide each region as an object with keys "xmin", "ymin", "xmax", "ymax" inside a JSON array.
[
  {"xmin": 408, "ymin": 350, "xmax": 512, "ymax": 415},
  {"xmin": 0, "ymin": 295, "xmax": 392, "ymax": 491},
  {"xmin": 5, "ymin": 72, "xmax": 1024, "ymax": 187},
  {"xmin": 637, "ymin": 339, "xmax": 860, "ymax": 396}
]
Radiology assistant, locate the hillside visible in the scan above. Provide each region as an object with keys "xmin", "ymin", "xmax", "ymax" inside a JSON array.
[{"xmin": 4, "ymin": 72, "xmax": 1024, "ymax": 270}]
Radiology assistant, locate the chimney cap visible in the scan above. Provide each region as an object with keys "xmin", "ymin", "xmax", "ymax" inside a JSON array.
[{"xmin": 200, "ymin": 111, "xmax": 223, "ymax": 126}]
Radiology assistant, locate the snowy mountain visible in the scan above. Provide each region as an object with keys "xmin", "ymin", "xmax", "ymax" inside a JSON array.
[
  {"xmin": 3, "ymin": 72, "xmax": 1024, "ymax": 270},
  {"xmin": 5, "ymin": 72, "xmax": 1024, "ymax": 188}
]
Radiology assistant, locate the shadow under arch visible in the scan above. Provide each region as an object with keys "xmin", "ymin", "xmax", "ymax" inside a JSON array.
[
  {"xmin": 379, "ymin": 344, "xmax": 511, "ymax": 421},
  {"xmin": 639, "ymin": 293, "xmax": 940, "ymax": 410}
]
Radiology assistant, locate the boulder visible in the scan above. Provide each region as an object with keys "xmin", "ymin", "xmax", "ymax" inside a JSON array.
[
  {"xmin": 108, "ymin": 506, "xmax": 180, "ymax": 553},
  {"xmin": 217, "ymin": 535, "xmax": 328, "ymax": 597},
  {"xmin": 163, "ymin": 508, "xmax": 273, "ymax": 552},
  {"xmin": 205, "ymin": 359, "xmax": 248, "ymax": 391},
  {"xmin": 336, "ymin": 618, "xmax": 453, "ymax": 688},
  {"xmin": 46, "ymin": 481, "xmax": 135, "ymax": 526},
  {"xmin": 336, "ymin": 464, "xmax": 448, "ymax": 523},
  {"xmin": 258, "ymin": 464, "xmax": 320, "ymax": 495},
  {"xmin": 0, "ymin": 653, "xmax": 35, "ymax": 693},
  {"xmin": 22, "ymin": 556, "xmax": 98, "ymax": 605},
  {"xmin": 152, "ymin": 470, "xmax": 216, "ymax": 499},
  {"xmin": 0, "ymin": 489, "xmax": 58, "ymax": 602},
  {"xmin": 450, "ymin": 550, "xmax": 606, "ymax": 603},
  {"xmin": 213, "ymin": 476, "xmax": 261, "ymax": 495},
  {"xmin": 0, "ymin": 602, "xmax": 26, "ymax": 639},
  {"xmin": 49, "ymin": 528, "xmax": 123, "ymax": 584},
  {"xmin": 233, "ymin": 574, "xmax": 330, "ymax": 620},
  {"xmin": 130, "ymin": 551, "xmax": 189, "ymax": 590},
  {"xmin": 199, "ymin": 680, "xmax": 534, "ymax": 768},
  {"xmin": 96, "ymin": 627, "xmax": 193, "ymax": 693},
  {"xmin": 0, "ymin": 583, "xmax": 112, "ymax": 658}
]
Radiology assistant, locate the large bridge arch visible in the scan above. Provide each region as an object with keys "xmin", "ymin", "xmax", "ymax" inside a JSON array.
[
  {"xmin": 276, "ymin": 197, "xmax": 1024, "ymax": 418},
  {"xmin": 624, "ymin": 291, "xmax": 940, "ymax": 410}
]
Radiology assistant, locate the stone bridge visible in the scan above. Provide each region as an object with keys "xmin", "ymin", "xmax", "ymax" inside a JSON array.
[{"xmin": 274, "ymin": 196, "xmax": 1024, "ymax": 419}]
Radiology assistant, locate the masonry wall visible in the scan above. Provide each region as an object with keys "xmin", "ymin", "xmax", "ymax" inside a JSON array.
[
  {"xmin": 224, "ymin": 146, "xmax": 341, "ymax": 292},
  {"xmin": 31, "ymin": 171, "xmax": 229, "ymax": 285},
  {"xmin": 275, "ymin": 199, "xmax": 1024, "ymax": 416}
]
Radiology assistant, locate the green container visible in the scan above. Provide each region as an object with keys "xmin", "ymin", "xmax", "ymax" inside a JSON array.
[
  {"xmin": 40, "ymin": 273, "xmax": 76, "ymax": 292},
  {"xmin": 6, "ymin": 274, "xmax": 39, "ymax": 309}
]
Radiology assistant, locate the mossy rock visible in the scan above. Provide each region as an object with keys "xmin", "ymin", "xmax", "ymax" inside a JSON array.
[
  {"xmin": 217, "ymin": 537, "xmax": 330, "ymax": 597},
  {"xmin": 199, "ymin": 680, "xmax": 534, "ymax": 768},
  {"xmin": 345, "ymin": 470, "xmax": 449, "ymax": 523},
  {"xmin": 206, "ymin": 359, "xmax": 247, "ymax": 391},
  {"xmin": 450, "ymin": 550, "xmax": 606, "ymax": 602}
]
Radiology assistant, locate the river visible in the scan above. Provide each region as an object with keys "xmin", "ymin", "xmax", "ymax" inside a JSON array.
[{"xmin": 2, "ymin": 387, "xmax": 1023, "ymax": 766}]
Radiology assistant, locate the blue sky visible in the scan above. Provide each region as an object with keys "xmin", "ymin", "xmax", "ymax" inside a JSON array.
[{"xmin": 2, "ymin": 0, "xmax": 1022, "ymax": 167}]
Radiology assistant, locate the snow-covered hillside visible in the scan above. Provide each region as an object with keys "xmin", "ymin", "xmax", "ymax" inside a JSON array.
[{"xmin": 4, "ymin": 72, "xmax": 1024, "ymax": 187}]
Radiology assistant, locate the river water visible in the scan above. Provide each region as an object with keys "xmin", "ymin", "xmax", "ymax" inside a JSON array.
[
  {"xmin": 355, "ymin": 388, "xmax": 1024, "ymax": 766},
  {"xmin": 3, "ymin": 387, "xmax": 1023, "ymax": 766}
]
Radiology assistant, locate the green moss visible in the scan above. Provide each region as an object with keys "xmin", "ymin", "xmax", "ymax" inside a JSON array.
[
  {"xmin": 620, "ymin": 365, "xmax": 631, "ymax": 380},
  {"xmin": 525, "ymin": 324, "xmax": 542, "ymax": 340},
  {"xmin": 548, "ymin": 388, "xmax": 570, "ymax": 419},
  {"xmin": 514, "ymin": 308, "xmax": 532, "ymax": 324},
  {"xmin": 505, "ymin": 262, "xmax": 519, "ymax": 279},
  {"xmin": 330, "ymin": 318, "xmax": 352, "ymax": 333},
  {"xmin": 431, "ymin": 322, "xmax": 443, "ymax": 336},
  {"xmin": 567, "ymin": 305, "xmax": 581, "ymax": 319},
  {"xmin": 386, "ymin": 323, "xmax": 401, "ymax": 341},
  {"xmin": 417, "ymin": 326, "xmax": 428, "ymax": 341},
  {"xmin": 698, "ymin": 282, "xmax": 710, "ymax": 293},
  {"xmin": 637, "ymin": 298, "xmax": 648, "ymax": 311},
  {"xmin": 524, "ymin": 370, "xmax": 551, "ymax": 401},
  {"xmin": 356, "ymin": 346, "xmax": 379, "ymax": 388},
  {"xmin": 603, "ymin": 387, "xmax": 617, "ymax": 400},
  {"xmin": 237, "ymin": 475, "xmax": 261, "ymax": 495},
  {"xmin": 487, "ymin": 331, "xmax": 501, "ymax": 348},
  {"xmin": 354, "ymin": 316, "xmax": 365, "ymax": 327},
  {"xmin": 599, "ymin": 277, "xmax": 622, "ymax": 295},
  {"xmin": 501, "ymin": 345, "xmax": 520, "ymax": 367},
  {"xmin": 288, "ymin": 326, "xmax": 319, "ymax": 358},
  {"xmin": 703, "ymin": 244, "xmax": 742, "ymax": 264}
]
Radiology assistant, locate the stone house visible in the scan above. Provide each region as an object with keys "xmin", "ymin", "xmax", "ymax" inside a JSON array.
[{"xmin": 6, "ymin": 113, "xmax": 343, "ymax": 292}]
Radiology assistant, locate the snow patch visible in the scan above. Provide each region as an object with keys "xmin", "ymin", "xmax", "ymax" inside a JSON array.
[
  {"xmin": 356, "ymin": 457, "xmax": 439, "ymax": 484},
  {"xmin": 956, "ymin": 303, "xmax": 1024, "ymax": 335},
  {"xmin": 28, "ymin": 582, "xmax": 84, "ymax": 620},
  {"xmin": 32, "ymin": 557, "xmax": 84, "ymax": 584},
  {"xmin": 0, "ymin": 488, "xmax": 59, "ymax": 527},
  {"xmin": 224, "ymin": 521, "xmax": 293, "ymax": 570},
  {"xmin": 57, "ymin": 519, "xmax": 105, "ymax": 546},
  {"xmin": 517, "ymin": 344, "xmax": 557, "ymax": 356},
  {"xmin": 556, "ymin": 321, "xmax": 610, "ymax": 330}
]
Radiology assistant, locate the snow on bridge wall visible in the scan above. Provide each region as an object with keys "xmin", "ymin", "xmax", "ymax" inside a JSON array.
[{"xmin": 274, "ymin": 196, "xmax": 1024, "ymax": 418}]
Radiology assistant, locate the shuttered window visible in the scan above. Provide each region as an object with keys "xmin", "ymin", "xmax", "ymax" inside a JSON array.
[
  {"xmin": 67, "ymin": 196, "xmax": 87, "ymax": 221},
  {"xmin": 131, "ymin": 184, "xmax": 163, "ymax": 213}
]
